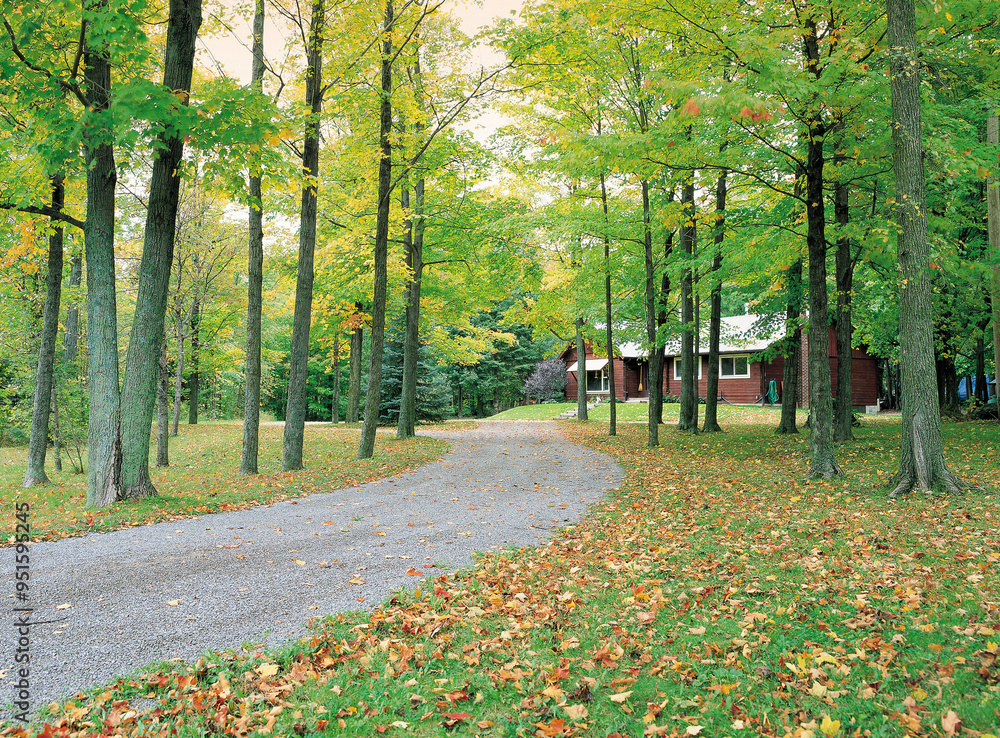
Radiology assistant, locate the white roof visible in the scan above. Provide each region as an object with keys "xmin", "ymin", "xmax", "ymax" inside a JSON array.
[
  {"xmin": 566, "ymin": 358, "xmax": 609, "ymax": 372},
  {"xmin": 615, "ymin": 315, "xmax": 785, "ymax": 358}
]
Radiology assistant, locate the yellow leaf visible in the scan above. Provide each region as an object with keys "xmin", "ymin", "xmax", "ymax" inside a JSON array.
[
  {"xmin": 542, "ymin": 685, "xmax": 564, "ymax": 700},
  {"xmin": 820, "ymin": 715, "xmax": 841, "ymax": 738},
  {"xmin": 686, "ymin": 727, "xmax": 704, "ymax": 736},
  {"xmin": 609, "ymin": 690, "xmax": 633, "ymax": 703},
  {"xmin": 256, "ymin": 663, "xmax": 280, "ymax": 678},
  {"xmin": 945, "ymin": 11, "xmax": 953, "ymax": 20},
  {"xmin": 809, "ymin": 682, "xmax": 828, "ymax": 698},
  {"xmin": 294, "ymin": 559, "xmax": 306, "ymax": 565},
  {"xmin": 564, "ymin": 704, "xmax": 588, "ymax": 719},
  {"xmin": 911, "ymin": 687, "xmax": 927, "ymax": 701}
]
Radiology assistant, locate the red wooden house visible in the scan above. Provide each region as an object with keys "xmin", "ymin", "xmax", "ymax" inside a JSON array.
[{"xmin": 560, "ymin": 315, "xmax": 879, "ymax": 409}]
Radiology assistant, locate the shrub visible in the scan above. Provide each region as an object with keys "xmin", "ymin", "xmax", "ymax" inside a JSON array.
[{"xmin": 523, "ymin": 359, "xmax": 567, "ymax": 404}]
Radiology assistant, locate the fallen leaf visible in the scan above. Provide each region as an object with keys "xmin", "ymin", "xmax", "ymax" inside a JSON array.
[
  {"xmin": 609, "ymin": 690, "xmax": 633, "ymax": 703},
  {"xmin": 820, "ymin": 715, "xmax": 840, "ymax": 738},
  {"xmin": 941, "ymin": 710, "xmax": 962, "ymax": 736},
  {"xmin": 255, "ymin": 663, "xmax": 279, "ymax": 678},
  {"xmin": 686, "ymin": 727, "xmax": 704, "ymax": 736},
  {"xmin": 564, "ymin": 704, "xmax": 588, "ymax": 719}
]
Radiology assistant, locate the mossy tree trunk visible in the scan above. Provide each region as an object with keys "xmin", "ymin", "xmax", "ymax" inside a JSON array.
[
  {"xmin": 119, "ymin": 0, "xmax": 202, "ymax": 499},
  {"xmin": 358, "ymin": 0, "xmax": 394, "ymax": 460},
  {"xmin": 83, "ymin": 0, "xmax": 123, "ymax": 508},
  {"xmin": 24, "ymin": 176, "xmax": 65, "ymax": 488},
  {"xmin": 241, "ymin": 0, "xmax": 266, "ymax": 475},
  {"xmin": 282, "ymin": 0, "xmax": 324, "ymax": 471},
  {"xmin": 887, "ymin": 0, "xmax": 969, "ymax": 496}
]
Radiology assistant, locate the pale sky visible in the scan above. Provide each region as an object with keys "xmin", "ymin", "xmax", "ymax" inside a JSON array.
[{"xmin": 197, "ymin": 0, "xmax": 525, "ymax": 84}]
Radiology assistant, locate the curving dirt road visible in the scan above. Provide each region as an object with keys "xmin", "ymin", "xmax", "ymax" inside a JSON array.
[{"xmin": 1, "ymin": 420, "xmax": 623, "ymax": 719}]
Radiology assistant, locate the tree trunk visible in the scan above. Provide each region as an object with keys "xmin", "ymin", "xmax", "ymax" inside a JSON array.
[
  {"xmin": 575, "ymin": 317, "xmax": 588, "ymax": 421},
  {"xmin": 678, "ymin": 178, "xmax": 698, "ymax": 433},
  {"xmin": 802, "ymin": 18, "xmax": 842, "ymax": 478},
  {"xmin": 642, "ymin": 180, "xmax": 662, "ymax": 447},
  {"xmin": 975, "ymin": 326, "xmax": 988, "ymax": 403},
  {"xmin": 241, "ymin": 0, "xmax": 266, "ymax": 475},
  {"xmin": 172, "ymin": 310, "xmax": 185, "ymax": 434},
  {"xmin": 331, "ymin": 333, "xmax": 341, "ymax": 423},
  {"xmin": 119, "ymin": 0, "xmax": 201, "ymax": 499},
  {"xmin": 358, "ymin": 0, "xmax": 393, "ymax": 460},
  {"xmin": 24, "ymin": 177, "xmax": 65, "ymax": 487},
  {"xmin": 347, "ymin": 314, "xmax": 363, "ymax": 423},
  {"xmin": 601, "ymin": 172, "xmax": 616, "ymax": 436},
  {"xmin": 398, "ymin": 55, "xmax": 426, "ymax": 440},
  {"xmin": 833, "ymin": 168, "xmax": 855, "ymax": 441},
  {"xmin": 83, "ymin": 8, "xmax": 123, "ymax": 507},
  {"xmin": 703, "ymin": 171, "xmax": 726, "ymax": 434},
  {"xmin": 156, "ymin": 334, "xmax": 170, "ymax": 467},
  {"xmin": 887, "ymin": 0, "xmax": 968, "ymax": 495},
  {"xmin": 282, "ymin": 0, "xmax": 324, "ymax": 471},
  {"xmin": 188, "ymin": 296, "xmax": 200, "ymax": 425},
  {"xmin": 456, "ymin": 382, "xmax": 464, "ymax": 419},
  {"xmin": 986, "ymin": 114, "xmax": 999, "ymax": 419},
  {"xmin": 776, "ymin": 260, "xmax": 803, "ymax": 434}
]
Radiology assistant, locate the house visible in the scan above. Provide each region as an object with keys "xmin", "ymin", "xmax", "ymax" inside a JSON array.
[{"xmin": 560, "ymin": 315, "xmax": 880, "ymax": 409}]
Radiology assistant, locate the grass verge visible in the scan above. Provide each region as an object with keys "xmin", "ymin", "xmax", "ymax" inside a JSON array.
[
  {"xmin": 3, "ymin": 422, "xmax": 446, "ymax": 543},
  {"xmin": 3, "ymin": 412, "xmax": 999, "ymax": 737}
]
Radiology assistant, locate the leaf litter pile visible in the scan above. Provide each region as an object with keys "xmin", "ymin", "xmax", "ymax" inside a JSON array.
[{"xmin": 4, "ymin": 412, "xmax": 999, "ymax": 738}]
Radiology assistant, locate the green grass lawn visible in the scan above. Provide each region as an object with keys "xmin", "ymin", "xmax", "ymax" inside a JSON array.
[
  {"xmin": 6, "ymin": 412, "xmax": 1000, "ymax": 737},
  {"xmin": 2, "ymin": 422, "xmax": 446, "ymax": 543},
  {"xmin": 490, "ymin": 403, "xmax": 576, "ymax": 420}
]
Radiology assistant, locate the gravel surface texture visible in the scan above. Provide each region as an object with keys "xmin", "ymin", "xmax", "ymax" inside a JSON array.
[{"xmin": 2, "ymin": 420, "xmax": 622, "ymax": 720}]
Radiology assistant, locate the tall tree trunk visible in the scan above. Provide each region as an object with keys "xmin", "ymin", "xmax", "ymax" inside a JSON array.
[
  {"xmin": 172, "ymin": 310, "xmax": 185, "ymax": 434},
  {"xmin": 358, "ymin": 0, "xmax": 394, "ymax": 460},
  {"xmin": 776, "ymin": 260, "xmax": 803, "ymax": 434},
  {"xmin": 642, "ymin": 180, "xmax": 662, "ymax": 447},
  {"xmin": 156, "ymin": 334, "xmax": 170, "ymax": 467},
  {"xmin": 282, "ymin": 0, "xmax": 324, "ymax": 471},
  {"xmin": 347, "ymin": 312, "xmax": 363, "ymax": 423},
  {"xmin": 456, "ymin": 382, "xmax": 464, "ymax": 419},
  {"xmin": 601, "ymin": 172, "xmax": 616, "ymax": 436},
  {"xmin": 678, "ymin": 178, "xmax": 698, "ymax": 433},
  {"xmin": 887, "ymin": 0, "xmax": 968, "ymax": 495},
  {"xmin": 24, "ymin": 176, "xmax": 65, "ymax": 487},
  {"xmin": 575, "ymin": 317, "xmax": 588, "ymax": 421},
  {"xmin": 188, "ymin": 296, "xmax": 200, "ymax": 425},
  {"xmin": 987, "ymin": 114, "xmax": 999, "ymax": 419},
  {"xmin": 119, "ymin": 0, "xmax": 202, "ymax": 499},
  {"xmin": 653, "ymin": 214, "xmax": 674, "ymax": 427},
  {"xmin": 833, "ymin": 166, "xmax": 855, "ymax": 441},
  {"xmin": 241, "ymin": 0, "xmax": 266, "ymax": 474},
  {"xmin": 331, "ymin": 333, "xmax": 340, "ymax": 423},
  {"xmin": 83, "ymin": 0, "xmax": 122, "ymax": 508},
  {"xmin": 802, "ymin": 18, "xmax": 842, "ymax": 478},
  {"xmin": 398, "ymin": 55, "xmax": 426, "ymax": 440},
  {"xmin": 54, "ymin": 247, "xmax": 82, "ymax": 475},
  {"xmin": 703, "ymin": 170, "xmax": 726, "ymax": 433}
]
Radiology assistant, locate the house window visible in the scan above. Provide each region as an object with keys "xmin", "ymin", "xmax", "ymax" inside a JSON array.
[
  {"xmin": 673, "ymin": 356, "xmax": 702, "ymax": 381},
  {"xmin": 587, "ymin": 369, "xmax": 609, "ymax": 393},
  {"xmin": 720, "ymin": 355, "xmax": 750, "ymax": 378}
]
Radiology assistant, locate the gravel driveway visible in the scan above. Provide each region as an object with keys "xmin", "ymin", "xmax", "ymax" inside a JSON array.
[{"xmin": 2, "ymin": 420, "xmax": 622, "ymax": 719}]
